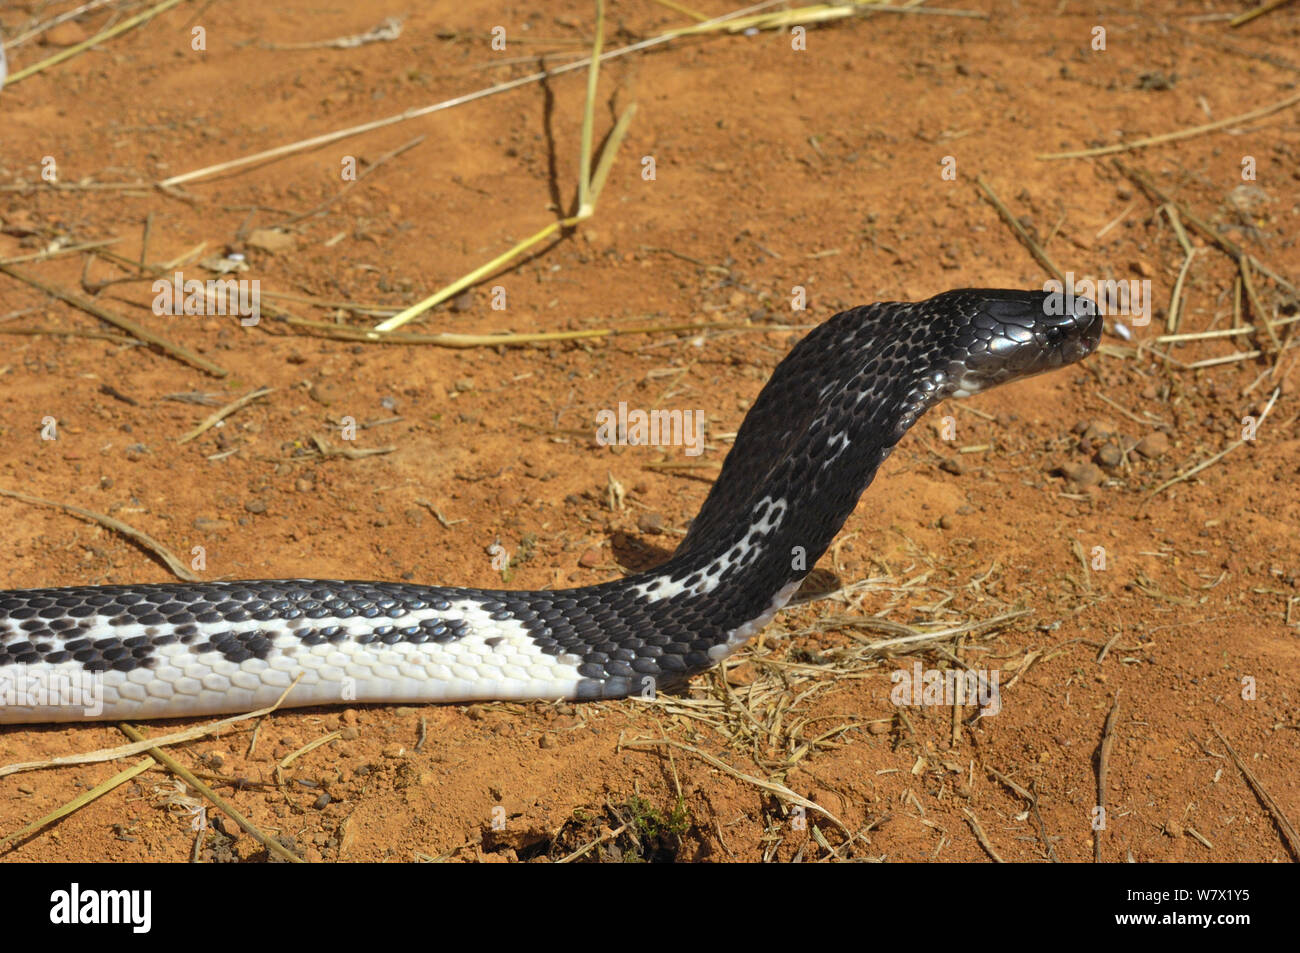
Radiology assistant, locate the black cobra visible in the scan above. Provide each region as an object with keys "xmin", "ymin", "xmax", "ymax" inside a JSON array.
[{"xmin": 0, "ymin": 289, "xmax": 1100, "ymax": 722}]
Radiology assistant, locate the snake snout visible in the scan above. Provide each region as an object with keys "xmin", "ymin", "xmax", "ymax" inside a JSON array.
[
  {"xmin": 1004, "ymin": 290, "xmax": 1100, "ymax": 374},
  {"xmin": 1032, "ymin": 291, "xmax": 1102, "ymax": 366},
  {"xmin": 943, "ymin": 289, "xmax": 1101, "ymax": 397}
]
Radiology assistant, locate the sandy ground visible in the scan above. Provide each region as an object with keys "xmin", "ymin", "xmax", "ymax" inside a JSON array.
[{"xmin": 0, "ymin": 0, "xmax": 1297, "ymax": 863}]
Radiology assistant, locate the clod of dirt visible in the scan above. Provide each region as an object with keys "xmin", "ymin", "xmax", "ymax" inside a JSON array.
[
  {"xmin": 1081, "ymin": 419, "xmax": 1118, "ymax": 443},
  {"xmin": 482, "ymin": 823, "xmax": 551, "ymax": 854},
  {"xmin": 246, "ymin": 228, "xmax": 297, "ymax": 253},
  {"xmin": 1134, "ymin": 432, "xmax": 1171, "ymax": 458},
  {"xmin": 309, "ymin": 380, "xmax": 342, "ymax": 405},
  {"xmin": 725, "ymin": 661, "xmax": 758, "ymax": 686},
  {"xmin": 1060, "ymin": 462, "xmax": 1103, "ymax": 487},
  {"xmin": 40, "ymin": 23, "xmax": 89, "ymax": 47}
]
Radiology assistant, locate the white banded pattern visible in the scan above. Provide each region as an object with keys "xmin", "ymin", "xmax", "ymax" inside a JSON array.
[{"xmin": 0, "ymin": 598, "xmax": 585, "ymax": 722}]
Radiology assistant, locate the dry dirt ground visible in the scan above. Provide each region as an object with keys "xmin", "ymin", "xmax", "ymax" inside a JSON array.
[{"xmin": 0, "ymin": 0, "xmax": 1297, "ymax": 863}]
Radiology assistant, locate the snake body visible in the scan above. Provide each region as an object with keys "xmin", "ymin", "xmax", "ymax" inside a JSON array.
[{"xmin": 0, "ymin": 289, "xmax": 1099, "ymax": 723}]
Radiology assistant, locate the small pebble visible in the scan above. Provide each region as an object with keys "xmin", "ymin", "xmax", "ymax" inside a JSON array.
[
  {"xmin": 637, "ymin": 512, "xmax": 665, "ymax": 535},
  {"xmin": 1082, "ymin": 419, "xmax": 1117, "ymax": 442},
  {"xmin": 308, "ymin": 381, "xmax": 341, "ymax": 405},
  {"xmin": 1096, "ymin": 444, "xmax": 1123, "ymax": 470}
]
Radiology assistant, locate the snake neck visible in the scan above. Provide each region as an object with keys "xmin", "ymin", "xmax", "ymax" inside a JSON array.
[{"xmin": 605, "ymin": 306, "xmax": 929, "ymax": 676}]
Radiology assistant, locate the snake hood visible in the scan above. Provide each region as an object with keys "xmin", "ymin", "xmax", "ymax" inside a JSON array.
[{"xmin": 0, "ymin": 288, "xmax": 1100, "ymax": 721}]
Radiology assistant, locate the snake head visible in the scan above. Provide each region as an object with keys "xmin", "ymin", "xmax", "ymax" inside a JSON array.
[{"xmin": 942, "ymin": 288, "xmax": 1102, "ymax": 398}]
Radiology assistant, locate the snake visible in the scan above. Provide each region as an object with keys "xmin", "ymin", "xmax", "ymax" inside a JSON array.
[{"xmin": 0, "ymin": 288, "xmax": 1099, "ymax": 723}]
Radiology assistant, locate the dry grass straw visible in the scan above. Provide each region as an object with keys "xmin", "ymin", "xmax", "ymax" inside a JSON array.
[
  {"xmin": 1229, "ymin": 0, "xmax": 1295, "ymax": 27},
  {"xmin": 177, "ymin": 385, "xmax": 273, "ymax": 444},
  {"xmin": 292, "ymin": 314, "xmax": 750, "ymax": 348},
  {"xmin": 2, "ymin": 682, "xmax": 309, "ymax": 860},
  {"xmin": 0, "ymin": 486, "xmax": 201, "ymax": 581},
  {"xmin": 1115, "ymin": 161, "xmax": 1294, "ymax": 377},
  {"xmin": 623, "ymin": 547, "xmax": 1045, "ymax": 856},
  {"xmin": 1237, "ymin": 255, "xmax": 1283, "ymax": 353},
  {"xmin": 372, "ymin": 1, "xmax": 634, "ymax": 335},
  {"xmin": 0, "ymin": 261, "xmax": 228, "ymax": 376},
  {"xmin": 622, "ymin": 734, "xmax": 853, "ymax": 839},
  {"xmin": 3, "ymin": 0, "xmax": 190, "ymax": 87},
  {"xmin": 155, "ymin": 1, "xmax": 965, "ymax": 190},
  {"xmin": 272, "ymin": 135, "xmax": 426, "ymax": 229},
  {"xmin": 1094, "ymin": 692, "xmax": 1121, "ymax": 862},
  {"xmin": 1164, "ymin": 246, "xmax": 1198, "ymax": 334},
  {"xmin": 1156, "ymin": 314, "xmax": 1300, "ymax": 344},
  {"xmin": 676, "ymin": 0, "xmax": 989, "ymax": 31},
  {"xmin": 1118, "ymin": 162, "xmax": 1294, "ymax": 294},
  {"xmin": 0, "ymin": 757, "xmax": 154, "ymax": 850},
  {"xmin": 1145, "ymin": 386, "xmax": 1279, "ymax": 504},
  {"xmin": 118, "ymin": 722, "xmax": 302, "ymax": 862},
  {"xmin": 1039, "ymin": 90, "xmax": 1300, "ymax": 160},
  {"xmin": 0, "ymin": 238, "xmax": 122, "ymax": 266},
  {"xmin": 303, "ymin": 433, "xmax": 395, "ymax": 460},
  {"xmin": 0, "ymin": 679, "xmax": 302, "ymax": 780},
  {"xmin": 5, "ymin": 0, "xmax": 119, "ymax": 48},
  {"xmin": 974, "ymin": 177, "xmax": 1067, "ymax": 283},
  {"xmin": 157, "ymin": 0, "xmax": 787, "ymax": 190},
  {"xmin": 1212, "ymin": 725, "xmax": 1300, "ymax": 860},
  {"xmin": 962, "ymin": 807, "xmax": 1003, "ymax": 862}
]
